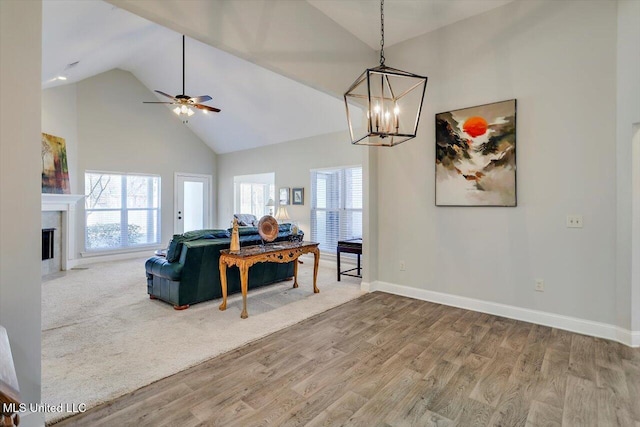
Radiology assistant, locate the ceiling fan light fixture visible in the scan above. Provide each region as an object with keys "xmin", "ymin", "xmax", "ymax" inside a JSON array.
[
  {"xmin": 344, "ymin": 0, "xmax": 427, "ymax": 147},
  {"xmin": 144, "ymin": 35, "xmax": 221, "ymax": 121}
]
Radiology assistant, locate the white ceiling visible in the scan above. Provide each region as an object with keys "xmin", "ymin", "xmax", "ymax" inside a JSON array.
[
  {"xmin": 42, "ymin": 0, "xmax": 514, "ymax": 154},
  {"xmin": 306, "ymin": 0, "xmax": 514, "ymax": 50}
]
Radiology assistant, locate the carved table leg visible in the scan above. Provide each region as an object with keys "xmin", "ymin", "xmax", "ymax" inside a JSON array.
[
  {"xmin": 240, "ymin": 264, "xmax": 249, "ymax": 319},
  {"xmin": 312, "ymin": 247, "xmax": 320, "ymax": 293},
  {"xmin": 219, "ymin": 259, "xmax": 228, "ymax": 311},
  {"xmin": 1, "ymin": 412, "xmax": 19, "ymax": 427},
  {"xmin": 293, "ymin": 256, "xmax": 299, "ymax": 288}
]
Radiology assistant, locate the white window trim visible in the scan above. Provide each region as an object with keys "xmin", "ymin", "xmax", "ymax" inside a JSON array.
[{"xmin": 84, "ymin": 171, "xmax": 161, "ymax": 252}]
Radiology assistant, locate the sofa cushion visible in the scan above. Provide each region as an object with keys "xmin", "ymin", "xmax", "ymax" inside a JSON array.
[
  {"xmin": 183, "ymin": 229, "xmax": 229, "ymax": 240},
  {"xmin": 228, "ymin": 226, "xmax": 260, "ymax": 236},
  {"xmin": 166, "ymin": 229, "xmax": 231, "ymax": 262},
  {"xmin": 234, "ymin": 213, "xmax": 258, "ymax": 226},
  {"xmin": 166, "ymin": 234, "xmax": 186, "ymax": 262}
]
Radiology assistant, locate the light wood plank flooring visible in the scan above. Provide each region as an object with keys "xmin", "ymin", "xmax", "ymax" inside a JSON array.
[{"xmin": 53, "ymin": 292, "xmax": 640, "ymax": 427}]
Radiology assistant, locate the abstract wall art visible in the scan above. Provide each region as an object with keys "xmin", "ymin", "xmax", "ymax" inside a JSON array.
[
  {"xmin": 41, "ymin": 132, "xmax": 70, "ymax": 194},
  {"xmin": 435, "ymin": 99, "xmax": 516, "ymax": 206}
]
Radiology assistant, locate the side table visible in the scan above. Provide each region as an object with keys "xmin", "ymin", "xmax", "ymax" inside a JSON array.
[{"xmin": 337, "ymin": 238, "xmax": 362, "ymax": 281}]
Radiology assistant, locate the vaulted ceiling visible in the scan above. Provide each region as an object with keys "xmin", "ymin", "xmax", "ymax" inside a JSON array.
[{"xmin": 43, "ymin": 0, "xmax": 513, "ymax": 154}]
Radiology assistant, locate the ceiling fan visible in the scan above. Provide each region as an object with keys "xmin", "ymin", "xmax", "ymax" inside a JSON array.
[{"xmin": 144, "ymin": 35, "xmax": 221, "ymax": 122}]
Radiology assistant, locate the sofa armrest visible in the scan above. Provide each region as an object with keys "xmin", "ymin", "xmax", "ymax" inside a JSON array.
[{"xmin": 145, "ymin": 256, "xmax": 183, "ymax": 281}]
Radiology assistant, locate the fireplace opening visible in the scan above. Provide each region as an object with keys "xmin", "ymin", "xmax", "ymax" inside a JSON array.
[{"xmin": 42, "ymin": 228, "xmax": 55, "ymax": 260}]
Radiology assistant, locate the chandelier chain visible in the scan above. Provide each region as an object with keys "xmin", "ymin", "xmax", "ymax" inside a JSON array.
[{"xmin": 379, "ymin": 0, "xmax": 385, "ymax": 66}]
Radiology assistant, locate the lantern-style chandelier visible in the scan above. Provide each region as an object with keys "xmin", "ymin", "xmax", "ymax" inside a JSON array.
[{"xmin": 344, "ymin": 0, "xmax": 428, "ymax": 147}]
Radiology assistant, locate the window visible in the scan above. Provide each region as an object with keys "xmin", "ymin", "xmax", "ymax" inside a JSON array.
[
  {"xmin": 311, "ymin": 166, "xmax": 362, "ymax": 252},
  {"xmin": 85, "ymin": 172, "xmax": 161, "ymax": 251},
  {"xmin": 233, "ymin": 173, "xmax": 275, "ymax": 218}
]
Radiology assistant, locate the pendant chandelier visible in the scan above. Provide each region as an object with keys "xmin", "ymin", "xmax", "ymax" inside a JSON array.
[{"xmin": 344, "ymin": 0, "xmax": 427, "ymax": 147}]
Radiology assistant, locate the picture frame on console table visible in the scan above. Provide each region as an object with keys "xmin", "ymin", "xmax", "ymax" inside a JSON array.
[
  {"xmin": 279, "ymin": 187, "xmax": 290, "ymax": 205},
  {"xmin": 435, "ymin": 99, "xmax": 517, "ymax": 207},
  {"xmin": 292, "ymin": 188, "xmax": 304, "ymax": 205}
]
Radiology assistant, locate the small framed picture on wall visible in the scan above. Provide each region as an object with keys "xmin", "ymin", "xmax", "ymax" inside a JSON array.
[
  {"xmin": 279, "ymin": 187, "xmax": 290, "ymax": 205},
  {"xmin": 292, "ymin": 188, "xmax": 304, "ymax": 205}
]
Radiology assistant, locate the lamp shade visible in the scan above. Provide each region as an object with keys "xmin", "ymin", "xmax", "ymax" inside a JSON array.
[
  {"xmin": 266, "ymin": 198, "xmax": 275, "ymax": 207},
  {"xmin": 344, "ymin": 65, "xmax": 427, "ymax": 147},
  {"xmin": 274, "ymin": 206, "xmax": 290, "ymax": 221}
]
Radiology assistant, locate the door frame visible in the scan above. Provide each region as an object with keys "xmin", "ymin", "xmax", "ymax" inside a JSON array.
[{"xmin": 174, "ymin": 172, "xmax": 213, "ymax": 234}]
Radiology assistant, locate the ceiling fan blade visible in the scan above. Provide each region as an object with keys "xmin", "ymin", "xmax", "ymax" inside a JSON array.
[
  {"xmin": 155, "ymin": 90, "xmax": 178, "ymax": 101},
  {"xmin": 143, "ymin": 101, "xmax": 175, "ymax": 104},
  {"xmin": 195, "ymin": 104, "xmax": 221, "ymax": 113},
  {"xmin": 189, "ymin": 95, "xmax": 212, "ymax": 103}
]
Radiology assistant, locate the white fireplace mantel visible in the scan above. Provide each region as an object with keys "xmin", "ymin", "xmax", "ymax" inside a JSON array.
[
  {"xmin": 41, "ymin": 193, "xmax": 84, "ymax": 212},
  {"xmin": 41, "ymin": 193, "xmax": 84, "ymax": 270}
]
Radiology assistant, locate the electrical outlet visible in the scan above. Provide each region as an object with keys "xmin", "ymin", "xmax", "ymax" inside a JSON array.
[
  {"xmin": 535, "ymin": 279, "xmax": 545, "ymax": 292},
  {"xmin": 399, "ymin": 261, "xmax": 406, "ymax": 271},
  {"xmin": 566, "ymin": 215, "xmax": 583, "ymax": 228}
]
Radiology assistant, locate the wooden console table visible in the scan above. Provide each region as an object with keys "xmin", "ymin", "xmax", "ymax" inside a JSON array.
[
  {"xmin": 219, "ymin": 241, "xmax": 320, "ymax": 319},
  {"xmin": 0, "ymin": 326, "xmax": 20, "ymax": 427}
]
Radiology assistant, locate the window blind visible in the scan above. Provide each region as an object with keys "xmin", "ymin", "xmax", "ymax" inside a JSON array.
[{"xmin": 311, "ymin": 166, "xmax": 363, "ymax": 252}]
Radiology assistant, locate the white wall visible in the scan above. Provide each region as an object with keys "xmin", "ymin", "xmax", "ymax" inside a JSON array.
[
  {"xmin": 217, "ymin": 131, "xmax": 364, "ymax": 238},
  {"xmin": 376, "ymin": 1, "xmax": 619, "ymax": 325},
  {"xmin": 0, "ymin": 1, "xmax": 44, "ymax": 425},
  {"xmin": 42, "ymin": 85, "xmax": 79, "ymax": 194},
  {"xmin": 50, "ymin": 69, "xmax": 218, "ymax": 255},
  {"xmin": 616, "ymin": 0, "xmax": 640, "ymax": 333}
]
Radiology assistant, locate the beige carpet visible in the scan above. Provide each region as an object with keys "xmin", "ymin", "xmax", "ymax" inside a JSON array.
[{"xmin": 41, "ymin": 256, "xmax": 364, "ymax": 424}]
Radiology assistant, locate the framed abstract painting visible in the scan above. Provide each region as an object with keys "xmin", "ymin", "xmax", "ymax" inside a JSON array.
[
  {"xmin": 435, "ymin": 99, "xmax": 517, "ymax": 206},
  {"xmin": 41, "ymin": 132, "xmax": 70, "ymax": 194}
]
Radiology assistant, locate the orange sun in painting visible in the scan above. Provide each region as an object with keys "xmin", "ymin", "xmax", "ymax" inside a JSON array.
[{"xmin": 463, "ymin": 116, "xmax": 488, "ymax": 138}]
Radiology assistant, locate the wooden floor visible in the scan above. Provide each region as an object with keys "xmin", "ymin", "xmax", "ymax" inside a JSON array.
[{"xmin": 54, "ymin": 292, "xmax": 640, "ymax": 427}]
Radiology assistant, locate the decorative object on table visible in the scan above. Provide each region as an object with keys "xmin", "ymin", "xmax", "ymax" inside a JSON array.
[
  {"xmin": 143, "ymin": 35, "xmax": 221, "ymax": 123},
  {"xmin": 274, "ymin": 205, "xmax": 290, "ymax": 223},
  {"xmin": 265, "ymin": 198, "xmax": 275, "ymax": 215},
  {"xmin": 292, "ymin": 188, "xmax": 304, "ymax": 205},
  {"xmin": 41, "ymin": 132, "xmax": 70, "ymax": 194},
  {"xmin": 435, "ymin": 99, "xmax": 517, "ymax": 207},
  {"xmin": 257, "ymin": 215, "xmax": 278, "ymax": 242},
  {"xmin": 289, "ymin": 221, "xmax": 302, "ymax": 242},
  {"xmin": 279, "ymin": 187, "xmax": 290, "ymax": 205},
  {"xmin": 343, "ymin": 0, "xmax": 427, "ymax": 147},
  {"xmin": 230, "ymin": 218, "xmax": 240, "ymax": 251}
]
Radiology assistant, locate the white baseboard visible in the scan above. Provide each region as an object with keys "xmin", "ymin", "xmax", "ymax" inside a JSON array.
[
  {"xmin": 369, "ymin": 281, "xmax": 639, "ymax": 348},
  {"xmin": 73, "ymin": 249, "xmax": 156, "ymax": 267}
]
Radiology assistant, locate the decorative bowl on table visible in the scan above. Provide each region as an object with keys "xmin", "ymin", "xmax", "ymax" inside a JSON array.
[{"xmin": 257, "ymin": 215, "xmax": 278, "ymax": 242}]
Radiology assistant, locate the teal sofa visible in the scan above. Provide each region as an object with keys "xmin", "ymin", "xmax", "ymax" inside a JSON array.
[{"xmin": 145, "ymin": 224, "xmax": 300, "ymax": 309}]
